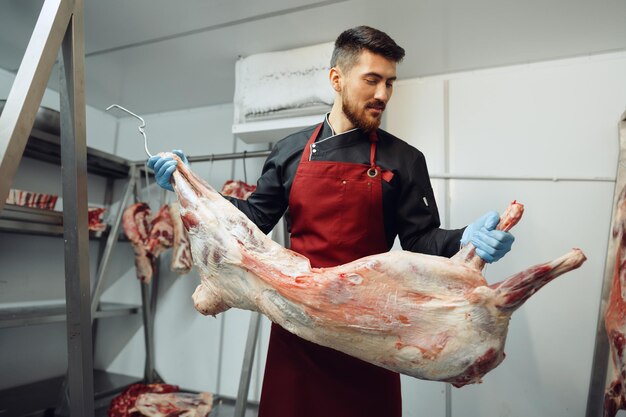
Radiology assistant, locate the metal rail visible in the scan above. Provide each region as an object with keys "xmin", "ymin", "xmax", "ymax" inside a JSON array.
[
  {"xmin": 129, "ymin": 149, "xmax": 273, "ymax": 167},
  {"xmin": 130, "ymin": 151, "xmax": 617, "ymax": 183}
]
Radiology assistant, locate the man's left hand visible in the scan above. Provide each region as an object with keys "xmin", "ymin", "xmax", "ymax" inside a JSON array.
[{"xmin": 461, "ymin": 211, "xmax": 515, "ymax": 263}]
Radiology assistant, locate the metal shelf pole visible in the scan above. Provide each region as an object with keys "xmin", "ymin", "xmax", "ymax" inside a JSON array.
[
  {"xmin": 90, "ymin": 166, "xmax": 138, "ymax": 320},
  {"xmin": 59, "ymin": 0, "xmax": 94, "ymax": 414},
  {"xmin": 234, "ymin": 312, "xmax": 261, "ymax": 417}
]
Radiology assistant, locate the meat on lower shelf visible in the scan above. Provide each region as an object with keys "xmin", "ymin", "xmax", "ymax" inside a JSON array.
[
  {"xmin": 108, "ymin": 383, "xmax": 212, "ymax": 417},
  {"xmin": 167, "ymin": 152, "xmax": 586, "ymax": 386},
  {"xmin": 133, "ymin": 391, "xmax": 213, "ymax": 417}
]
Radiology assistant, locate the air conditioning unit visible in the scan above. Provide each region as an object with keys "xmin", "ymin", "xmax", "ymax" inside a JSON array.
[{"xmin": 232, "ymin": 42, "xmax": 334, "ymax": 144}]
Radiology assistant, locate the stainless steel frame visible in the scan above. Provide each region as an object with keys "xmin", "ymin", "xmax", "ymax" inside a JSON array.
[
  {"xmin": 234, "ymin": 312, "xmax": 262, "ymax": 417},
  {"xmin": 234, "ymin": 216, "xmax": 289, "ymax": 416},
  {"xmin": 0, "ymin": 0, "xmax": 94, "ymax": 414},
  {"xmin": 0, "ymin": 0, "xmax": 74, "ymax": 212},
  {"xmin": 90, "ymin": 165, "xmax": 138, "ymax": 320},
  {"xmin": 586, "ymin": 111, "xmax": 626, "ymax": 417}
]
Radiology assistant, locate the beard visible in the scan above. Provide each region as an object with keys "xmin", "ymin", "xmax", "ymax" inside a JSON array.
[{"xmin": 342, "ymin": 95, "xmax": 386, "ymax": 132}]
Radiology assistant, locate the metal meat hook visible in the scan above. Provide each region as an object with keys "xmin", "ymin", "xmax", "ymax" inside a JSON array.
[{"xmin": 106, "ymin": 104, "xmax": 153, "ymax": 158}]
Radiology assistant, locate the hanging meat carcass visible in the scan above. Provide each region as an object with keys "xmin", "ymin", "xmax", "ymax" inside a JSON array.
[
  {"xmin": 170, "ymin": 202, "xmax": 193, "ymax": 274},
  {"xmin": 123, "ymin": 202, "xmax": 154, "ymax": 283},
  {"xmin": 220, "ymin": 179, "xmax": 256, "ymax": 200},
  {"xmin": 146, "ymin": 204, "xmax": 174, "ymax": 258},
  {"xmin": 604, "ymin": 185, "xmax": 626, "ymax": 417},
  {"xmin": 123, "ymin": 203, "xmax": 175, "ymax": 283},
  {"xmin": 166, "ymin": 152, "xmax": 586, "ymax": 385}
]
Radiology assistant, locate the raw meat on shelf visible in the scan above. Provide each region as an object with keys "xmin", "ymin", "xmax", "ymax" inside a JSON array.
[
  {"xmin": 108, "ymin": 383, "xmax": 179, "ymax": 417},
  {"xmin": 5, "ymin": 188, "xmax": 58, "ymax": 210},
  {"xmin": 167, "ymin": 152, "xmax": 586, "ymax": 387},
  {"xmin": 108, "ymin": 382, "xmax": 213, "ymax": 417},
  {"xmin": 132, "ymin": 391, "xmax": 213, "ymax": 417},
  {"xmin": 88, "ymin": 207, "xmax": 107, "ymax": 232}
]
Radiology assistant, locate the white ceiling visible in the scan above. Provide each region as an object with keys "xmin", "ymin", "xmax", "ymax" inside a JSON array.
[{"xmin": 1, "ymin": 0, "xmax": 625, "ymax": 116}]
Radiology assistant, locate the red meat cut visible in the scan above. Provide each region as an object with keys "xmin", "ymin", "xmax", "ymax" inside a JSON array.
[
  {"xmin": 132, "ymin": 391, "xmax": 213, "ymax": 417},
  {"xmin": 108, "ymin": 383, "xmax": 179, "ymax": 417}
]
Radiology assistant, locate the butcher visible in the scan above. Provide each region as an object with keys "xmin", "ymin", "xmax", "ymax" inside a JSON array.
[{"xmin": 148, "ymin": 25, "xmax": 515, "ymax": 417}]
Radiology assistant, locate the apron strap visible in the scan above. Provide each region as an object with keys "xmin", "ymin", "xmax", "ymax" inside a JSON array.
[
  {"xmin": 368, "ymin": 131, "xmax": 379, "ymax": 178},
  {"xmin": 300, "ymin": 123, "xmax": 324, "ymax": 163},
  {"xmin": 301, "ymin": 124, "xmax": 391, "ymax": 182}
]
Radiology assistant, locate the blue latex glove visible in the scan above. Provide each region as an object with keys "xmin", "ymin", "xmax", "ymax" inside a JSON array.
[
  {"xmin": 146, "ymin": 149, "xmax": 188, "ymax": 191},
  {"xmin": 461, "ymin": 211, "xmax": 515, "ymax": 263}
]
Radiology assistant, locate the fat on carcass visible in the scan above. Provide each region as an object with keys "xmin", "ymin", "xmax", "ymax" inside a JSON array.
[
  {"xmin": 166, "ymin": 152, "xmax": 586, "ymax": 386},
  {"xmin": 604, "ymin": 185, "xmax": 626, "ymax": 417}
]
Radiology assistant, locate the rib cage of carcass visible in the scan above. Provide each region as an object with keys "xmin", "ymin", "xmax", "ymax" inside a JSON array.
[{"xmin": 165, "ymin": 153, "xmax": 586, "ymax": 387}]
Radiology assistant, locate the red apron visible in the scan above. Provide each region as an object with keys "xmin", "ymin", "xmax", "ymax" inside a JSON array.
[{"xmin": 257, "ymin": 124, "xmax": 401, "ymax": 417}]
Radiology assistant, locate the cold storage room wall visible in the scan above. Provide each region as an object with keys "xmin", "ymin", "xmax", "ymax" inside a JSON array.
[
  {"xmin": 385, "ymin": 51, "xmax": 624, "ymax": 417},
  {"xmin": 102, "ymin": 103, "xmax": 272, "ymax": 401},
  {"xmin": 0, "ymin": 67, "xmax": 120, "ymax": 389}
]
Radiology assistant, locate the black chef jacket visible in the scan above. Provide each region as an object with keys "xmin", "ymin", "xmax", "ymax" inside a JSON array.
[{"xmin": 226, "ymin": 115, "xmax": 463, "ymax": 258}]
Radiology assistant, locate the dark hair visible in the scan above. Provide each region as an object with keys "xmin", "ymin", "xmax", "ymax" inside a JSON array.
[{"xmin": 331, "ymin": 26, "xmax": 405, "ymax": 71}]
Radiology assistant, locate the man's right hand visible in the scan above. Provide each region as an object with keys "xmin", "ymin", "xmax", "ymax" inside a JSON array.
[{"xmin": 147, "ymin": 149, "xmax": 188, "ymax": 191}]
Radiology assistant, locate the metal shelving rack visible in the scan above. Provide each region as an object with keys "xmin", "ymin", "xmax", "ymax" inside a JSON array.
[
  {"xmin": 0, "ymin": 302, "xmax": 141, "ymax": 329},
  {"xmin": 0, "ymin": 0, "xmax": 95, "ymax": 413},
  {"xmin": 0, "ymin": 132, "xmax": 152, "ymax": 416},
  {"xmin": 0, "ymin": 0, "xmax": 277, "ymax": 413},
  {"xmin": 0, "ymin": 0, "xmax": 158, "ymax": 410}
]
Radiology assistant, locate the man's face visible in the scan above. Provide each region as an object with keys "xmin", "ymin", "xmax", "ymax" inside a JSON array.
[{"xmin": 339, "ymin": 50, "xmax": 397, "ymax": 132}]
